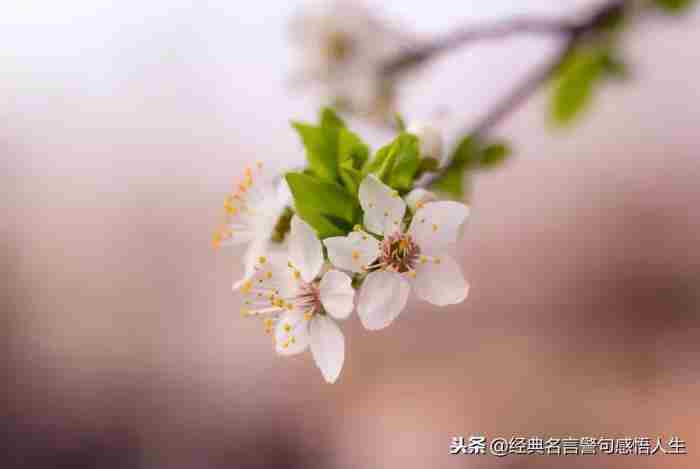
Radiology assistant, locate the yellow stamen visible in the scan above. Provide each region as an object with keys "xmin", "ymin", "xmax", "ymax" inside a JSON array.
[
  {"xmin": 240, "ymin": 280, "xmax": 253, "ymax": 293},
  {"xmin": 258, "ymin": 256, "xmax": 267, "ymax": 264},
  {"xmin": 351, "ymin": 250, "xmax": 360, "ymax": 261}
]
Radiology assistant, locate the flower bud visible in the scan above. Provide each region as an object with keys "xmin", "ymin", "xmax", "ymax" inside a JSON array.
[
  {"xmin": 407, "ymin": 122, "xmax": 443, "ymax": 161},
  {"xmin": 404, "ymin": 188, "xmax": 437, "ymax": 212}
]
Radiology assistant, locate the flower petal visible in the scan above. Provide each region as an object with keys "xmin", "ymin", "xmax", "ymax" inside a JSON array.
[
  {"xmin": 289, "ymin": 215, "xmax": 323, "ymax": 282},
  {"xmin": 310, "ymin": 315, "xmax": 345, "ymax": 384},
  {"xmin": 408, "ymin": 201, "xmax": 470, "ymax": 251},
  {"xmin": 357, "ymin": 270, "xmax": 409, "ymax": 330},
  {"xmin": 411, "ymin": 256, "xmax": 469, "ymax": 306},
  {"xmin": 275, "ymin": 310, "xmax": 311, "ymax": 356},
  {"xmin": 233, "ymin": 239, "xmax": 268, "ymax": 291},
  {"xmin": 404, "ymin": 188, "xmax": 437, "ymax": 213},
  {"xmin": 319, "ymin": 270, "xmax": 355, "ymax": 320},
  {"xmin": 358, "ymin": 175, "xmax": 406, "ymax": 236},
  {"xmin": 406, "ymin": 121, "xmax": 443, "ymax": 161},
  {"xmin": 237, "ymin": 249, "xmax": 299, "ymax": 300},
  {"xmin": 324, "ymin": 231, "xmax": 380, "ymax": 273}
]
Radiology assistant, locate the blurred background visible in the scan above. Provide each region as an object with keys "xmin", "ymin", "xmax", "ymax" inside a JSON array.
[{"xmin": 2, "ymin": 0, "xmax": 699, "ymax": 468}]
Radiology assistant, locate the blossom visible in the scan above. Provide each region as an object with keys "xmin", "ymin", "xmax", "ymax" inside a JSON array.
[
  {"xmin": 289, "ymin": 1, "xmax": 414, "ymax": 120},
  {"xmin": 404, "ymin": 187, "xmax": 437, "ymax": 213},
  {"xmin": 239, "ymin": 216, "xmax": 354, "ymax": 383},
  {"xmin": 406, "ymin": 122, "xmax": 444, "ymax": 162},
  {"xmin": 212, "ymin": 162, "xmax": 291, "ymax": 290},
  {"xmin": 324, "ymin": 175, "xmax": 469, "ymax": 330}
]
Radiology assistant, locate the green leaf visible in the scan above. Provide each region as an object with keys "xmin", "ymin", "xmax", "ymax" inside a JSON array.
[
  {"xmin": 394, "ymin": 113, "xmax": 407, "ymax": 131},
  {"xmin": 428, "ymin": 136, "xmax": 478, "ymax": 198},
  {"xmin": 361, "ymin": 133, "xmax": 420, "ymax": 191},
  {"xmin": 654, "ymin": 0, "xmax": 696, "ymax": 13},
  {"xmin": 338, "ymin": 128, "xmax": 369, "ymax": 170},
  {"xmin": 550, "ymin": 47, "xmax": 607, "ymax": 125},
  {"xmin": 429, "ymin": 135, "xmax": 512, "ymax": 197},
  {"xmin": 320, "ymin": 107, "xmax": 345, "ymax": 129},
  {"xmin": 292, "ymin": 122, "xmax": 338, "ymax": 181},
  {"xmin": 430, "ymin": 166, "xmax": 465, "ymax": 198},
  {"xmin": 285, "ymin": 172, "xmax": 360, "ymax": 238},
  {"xmin": 388, "ymin": 134, "xmax": 420, "ymax": 191},
  {"xmin": 339, "ymin": 165, "xmax": 363, "ymax": 196},
  {"xmin": 480, "ymin": 142, "xmax": 512, "ymax": 169},
  {"xmin": 415, "ymin": 157, "xmax": 439, "ymax": 178},
  {"xmin": 363, "ymin": 143, "xmax": 393, "ymax": 179}
]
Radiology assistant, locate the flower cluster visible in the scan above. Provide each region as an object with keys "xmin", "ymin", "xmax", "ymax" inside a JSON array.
[{"xmin": 214, "ymin": 108, "xmax": 470, "ymax": 383}]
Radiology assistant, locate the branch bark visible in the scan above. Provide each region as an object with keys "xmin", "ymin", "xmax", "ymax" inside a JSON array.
[{"xmin": 390, "ymin": 0, "xmax": 630, "ymax": 188}]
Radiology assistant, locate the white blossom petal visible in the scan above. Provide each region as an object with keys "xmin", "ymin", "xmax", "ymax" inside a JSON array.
[
  {"xmin": 233, "ymin": 239, "xmax": 268, "ymax": 291},
  {"xmin": 319, "ymin": 270, "xmax": 355, "ymax": 320},
  {"xmin": 238, "ymin": 252, "xmax": 300, "ymax": 306},
  {"xmin": 323, "ymin": 231, "xmax": 380, "ymax": 273},
  {"xmin": 275, "ymin": 310, "xmax": 311, "ymax": 356},
  {"xmin": 310, "ymin": 315, "xmax": 345, "ymax": 384},
  {"xmin": 408, "ymin": 201, "xmax": 470, "ymax": 251},
  {"xmin": 357, "ymin": 270, "xmax": 409, "ymax": 330},
  {"xmin": 411, "ymin": 256, "xmax": 469, "ymax": 306},
  {"xmin": 289, "ymin": 215, "xmax": 323, "ymax": 282},
  {"xmin": 404, "ymin": 188, "xmax": 437, "ymax": 213},
  {"xmin": 358, "ymin": 175, "xmax": 406, "ymax": 236}
]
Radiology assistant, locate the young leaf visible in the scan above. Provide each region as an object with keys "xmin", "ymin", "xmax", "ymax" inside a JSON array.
[
  {"xmin": 292, "ymin": 122, "xmax": 339, "ymax": 181},
  {"xmin": 338, "ymin": 128, "xmax": 369, "ymax": 170},
  {"xmin": 480, "ymin": 142, "xmax": 512, "ymax": 169},
  {"xmin": 285, "ymin": 172, "xmax": 360, "ymax": 237},
  {"xmin": 654, "ymin": 0, "xmax": 696, "ymax": 13},
  {"xmin": 387, "ymin": 133, "xmax": 420, "ymax": 191},
  {"xmin": 394, "ymin": 113, "xmax": 407, "ymax": 131},
  {"xmin": 339, "ymin": 165, "xmax": 363, "ymax": 195},
  {"xmin": 550, "ymin": 47, "xmax": 607, "ymax": 125},
  {"xmin": 415, "ymin": 157, "xmax": 439, "ymax": 178},
  {"xmin": 428, "ymin": 136, "xmax": 479, "ymax": 198},
  {"xmin": 320, "ymin": 107, "xmax": 345, "ymax": 129},
  {"xmin": 363, "ymin": 143, "xmax": 393, "ymax": 180},
  {"xmin": 430, "ymin": 166, "xmax": 465, "ymax": 198}
]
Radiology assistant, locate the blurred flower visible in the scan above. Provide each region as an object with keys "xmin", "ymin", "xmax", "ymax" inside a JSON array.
[
  {"xmin": 290, "ymin": 1, "xmax": 414, "ymax": 122},
  {"xmin": 240, "ymin": 216, "xmax": 354, "ymax": 383},
  {"xmin": 325, "ymin": 175, "xmax": 470, "ymax": 330},
  {"xmin": 212, "ymin": 162, "xmax": 291, "ymax": 290},
  {"xmin": 407, "ymin": 122, "xmax": 444, "ymax": 162}
]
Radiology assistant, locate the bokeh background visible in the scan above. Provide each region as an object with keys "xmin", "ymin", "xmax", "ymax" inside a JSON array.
[{"xmin": 2, "ymin": 1, "xmax": 699, "ymax": 468}]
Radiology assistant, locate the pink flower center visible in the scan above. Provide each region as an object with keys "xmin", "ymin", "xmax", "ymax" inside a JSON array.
[
  {"xmin": 378, "ymin": 232, "xmax": 421, "ymax": 273},
  {"xmin": 296, "ymin": 281, "xmax": 323, "ymax": 316}
]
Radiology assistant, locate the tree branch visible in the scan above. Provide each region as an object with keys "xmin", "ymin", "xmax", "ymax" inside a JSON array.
[{"xmin": 410, "ymin": 0, "xmax": 630, "ymax": 188}]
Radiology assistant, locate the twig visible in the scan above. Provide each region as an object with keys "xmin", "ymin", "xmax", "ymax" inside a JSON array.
[
  {"xmin": 410, "ymin": 0, "xmax": 630, "ymax": 188},
  {"xmin": 383, "ymin": 18, "xmax": 576, "ymax": 76}
]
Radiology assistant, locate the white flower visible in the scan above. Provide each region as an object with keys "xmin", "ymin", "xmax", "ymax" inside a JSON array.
[
  {"xmin": 324, "ymin": 175, "xmax": 469, "ymax": 330},
  {"xmin": 239, "ymin": 215, "xmax": 354, "ymax": 383},
  {"xmin": 212, "ymin": 162, "xmax": 291, "ymax": 290},
  {"xmin": 404, "ymin": 188, "xmax": 437, "ymax": 213},
  {"xmin": 406, "ymin": 122, "xmax": 444, "ymax": 162},
  {"xmin": 290, "ymin": 1, "xmax": 414, "ymax": 119}
]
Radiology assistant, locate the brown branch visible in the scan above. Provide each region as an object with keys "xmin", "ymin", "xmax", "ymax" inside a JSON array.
[
  {"xmin": 383, "ymin": 18, "xmax": 576, "ymax": 76},
  {"xmin": 411, "ymin": 0, "xmax": 630, "ymax": 188}
]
